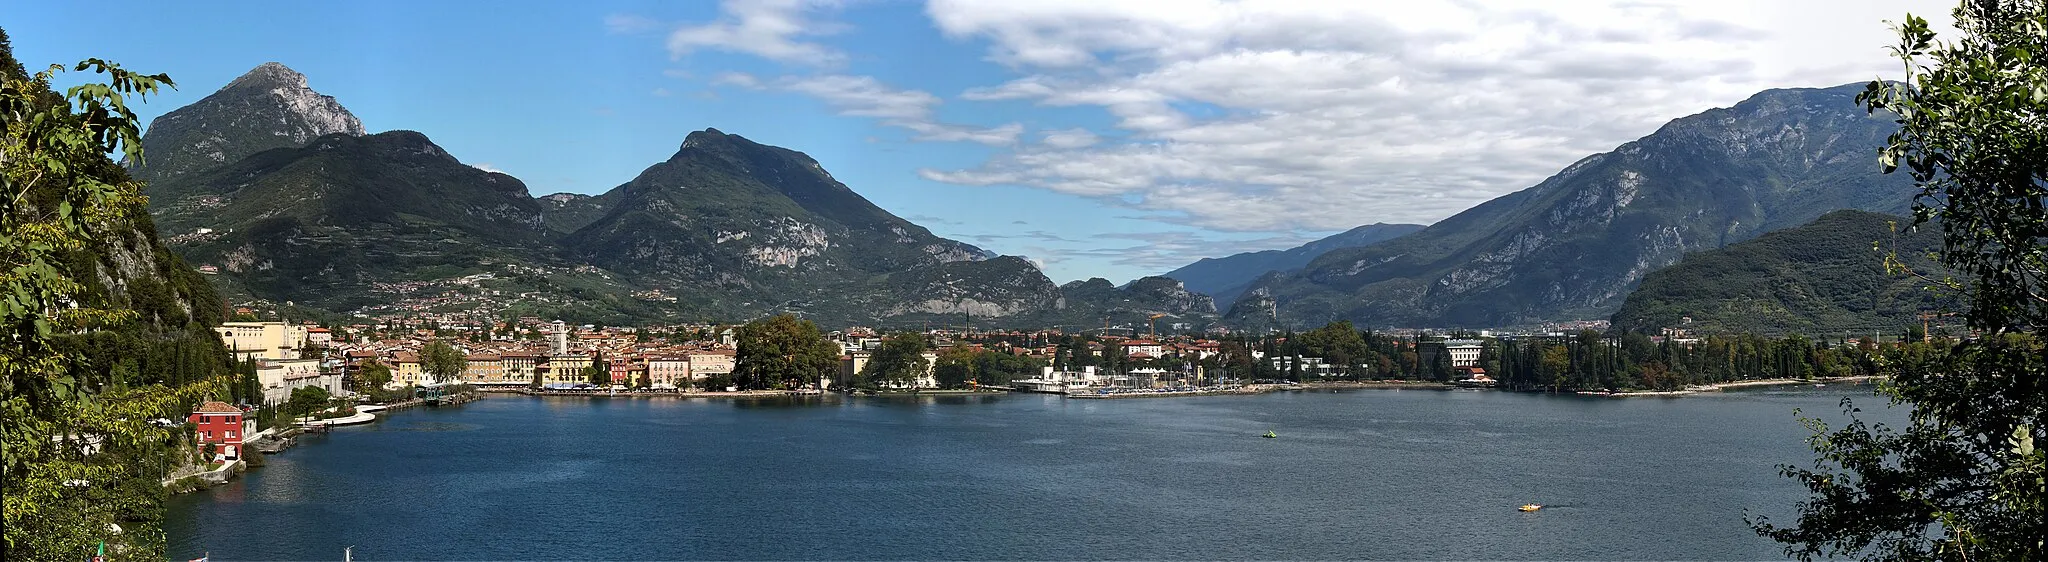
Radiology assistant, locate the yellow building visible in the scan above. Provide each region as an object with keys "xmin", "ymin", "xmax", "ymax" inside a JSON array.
[
  {"xmin": 546, "ymin": 353, "xmax": 593, "ymax": 385},
  {"xmin": 502, "ymin": 353, "xmax": 539, "ymax": 385},
  {"xmin": 216, "ymin": 321, "xmax": 310, "ymax": 361},
  {"xmin": 390, "ymin": 351, "xmax": 426, "ymax": 387},
  {"xmin": 464, "ymin": 354, "xmax": 506, "ymax": 384}
]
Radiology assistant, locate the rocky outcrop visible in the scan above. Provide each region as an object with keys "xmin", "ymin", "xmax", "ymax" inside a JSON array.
[{"xmin": 135, "ymin": 62, "xmax": 362, "ymax": 189}]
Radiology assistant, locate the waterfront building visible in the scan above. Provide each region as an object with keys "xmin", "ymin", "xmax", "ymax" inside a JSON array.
[
  {"xmin": 257, "ymin": 359, "xmax": 326, "ymax": 404},
  {"xmin": 1418, "ymin": 339, "xmax": 1485, "ymax": 369},
  {"xmin": 501, "ymin": 352, "xmax": 540, "ymax": 385},
  {"xmin": 647, "ymin": 356, "xmax": 689, "ymax": 389},
  {"xmin": 686, "ymin": 350, "xmax": 735, "ymax": 380},
  {"xmin": 547, "ymin": 353, "xmax": 593, "ymax": 385},
  {"xmin": 216, "ymin": 321, "xmax": 310, "ymax": 361},
  {"xmin": 188, "ymin": 401, "xmax": 247, "ymax": 461},
  {"xmin": 838, "ymin": 350, "xmax": 870, "ymax": 383},
  {"xmin": 464, "ymin": 354, "xmax": 505, "ymax": 384},
  {"xmin": 391, "ymin": 351, "xmax": 426, "ymax": 387},
  {"xmin": 1014, "ymin": 366, "xmax": 1101, "ymax": 393}
]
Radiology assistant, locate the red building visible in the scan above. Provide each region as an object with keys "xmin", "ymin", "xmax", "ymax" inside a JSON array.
[{"xmin": 188, "ymin": 401, "xmax": 245, "ymax": 461}]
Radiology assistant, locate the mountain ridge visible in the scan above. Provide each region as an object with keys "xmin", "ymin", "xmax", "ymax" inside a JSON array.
[
  {"xmin": 1227, "ymin": 83, "xmax": 1915, "ymax": 328},
  {"xmin": 136, "ymin": 64, "xmax": 1216, "ymax": 328},
  {"xmin": 1162, "ymin": 222, "xmax": 1424, "ymax": 307}
]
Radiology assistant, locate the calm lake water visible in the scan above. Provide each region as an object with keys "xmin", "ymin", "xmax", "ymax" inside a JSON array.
[{"xmin": 166, "ymin": 386, "xmax": 1899, "ymax": 560}]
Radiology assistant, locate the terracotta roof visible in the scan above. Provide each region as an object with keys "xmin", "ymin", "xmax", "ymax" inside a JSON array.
[{"xmin": 196, "ymin": 401, "xmax": 240, "ymax": 414}]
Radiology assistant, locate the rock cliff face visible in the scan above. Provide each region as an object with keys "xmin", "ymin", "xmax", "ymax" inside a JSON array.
[
  {"xmin": 1228, "ymin": 83, "xmax": 1916, "ymax": 328},
  {"xmin": 134, "ymin": 62, "xmax": 363, "ymax": 190}
]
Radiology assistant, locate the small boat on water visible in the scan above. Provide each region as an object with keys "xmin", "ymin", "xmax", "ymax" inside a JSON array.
[
  {"xmin": 1262, "ymin": 431, "xmax": 1278, "ymax": 439},
  {"xmin": 1519, "ymin": 503, "xmax": 1543, "ymax": 512}
]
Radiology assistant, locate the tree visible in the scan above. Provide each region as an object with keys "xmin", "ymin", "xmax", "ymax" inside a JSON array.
[
  {"xmin": 974, "ymin": 350, "xmax": 1045, "ymax": 386},
  {"xmin": 585, "ymin": 357, "xmax": 610, "ymax": 386},
  {"xmin": 3, "ymin": 47, "xmax": 226, "ymax": 560},
  {"xmin": 933, "ymin": 346, "xmax": 979, "ymax": 389},
  {"xmin": 357, "ymin": 359, "xmax": 394, "ymax": 391},
  {"xmin": 1753, "ymin": 4, "xmax": 2048, "ymax": 560},
  {"xmin": 421, "ymin": 339, "xmax": 465, "ymax": 384},
  {"xmin": 285, "ymin": 386, "xmax": 332, "ymax": 418},
  {"xmin": 862, "ymin": 333, "xmax": 931, "ymax": 389},
  {"xmin": 733, "ymin": 314, "xmax": 839, "ymax": 390}
]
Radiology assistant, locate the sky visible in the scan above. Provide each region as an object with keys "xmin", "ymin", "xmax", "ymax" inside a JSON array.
[{"xmin": 7, "ymin": 1, "xmax": 1956, "ymax": 284}]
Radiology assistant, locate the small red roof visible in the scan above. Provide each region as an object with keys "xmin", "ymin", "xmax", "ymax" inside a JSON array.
[{"xmin": 196, "ymin": 401, "xmax": 240, "ymax": 414}]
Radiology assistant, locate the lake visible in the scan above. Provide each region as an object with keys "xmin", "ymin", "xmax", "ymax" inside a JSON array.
[{"xmin": 166, "ymin": 386, "xmax": 1897, "ymax": 560}]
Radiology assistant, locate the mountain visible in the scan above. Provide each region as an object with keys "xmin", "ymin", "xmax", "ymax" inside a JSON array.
[
  {"xmin": 134, "ymin": 62, "xmax": 363, "ymax": 189},
  {"xmin": 1060, "ymin": 276, "xmax": 1215, "ymax": 316},
  {"xmin": 538, "ymin": 191, "xmax": 620, "ymax": 234},
  {"xmin": 1162, "ymin": 223, "xmax": 1424, "ymax": 307},
  {"xmin": 147, "ymin": 130, "xmax": 559, "ymax": 311},
  {"xmin": 558, "ymin": 128, "xmax": 1010, "ymax": 319},
  {"xmin": 129, "ymin": 66, "xmax": 1226, "ymax": 328},
  {"xmin": 1609, "ymin": 210, "xmax": 1953, "ymax": 336},
  {"xmin": 1228, "ymin": 83, "xmax": 1916, "ymax": 328}
]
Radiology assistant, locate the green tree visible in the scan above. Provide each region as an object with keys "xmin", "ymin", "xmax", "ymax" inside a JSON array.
[
  {"xmin": 284, "ymin": 386, "xmax": 332, "ymax": 418},
  {"xmin": 933, "ymin": 346, "xmax": 979, "ymax": 389},
  {"xmin": 861, "ymin": 333, "xmax": 931, "ymax": 389},
  {"xmin": 421, "ymin": 339, "xmax": 465, "ymax": 384},
  {"xmin": 1753, "ymin": 4, "xmax": 2048, "ymax": 560},
  {"xmin": 733, "ymin": 314, "xmax": 839, "ymax": 390},
  {"xmin": 974, "ymin": 350, "xmax": 1045, "ymax": 386},
  {"xmin": 585, "ymin": 357, "xmax": 610, "ymax": 386},
  {"xmin": 357, "ymin": 359, "xmax": 393, "ymax": 392},
  {"xmin": 2, "ymin": 47, "xmax": 226, "ymax": 560}
]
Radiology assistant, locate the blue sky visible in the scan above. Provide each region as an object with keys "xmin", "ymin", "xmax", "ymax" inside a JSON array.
[{"xmin": 6, "ymin": 0, "xmax": 1946, "ymax": 283}]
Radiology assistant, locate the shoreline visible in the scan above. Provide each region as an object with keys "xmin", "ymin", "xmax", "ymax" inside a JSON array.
[
  {"xmin": 1597, "ymin": 375, "xmax": 1886, "ymax": 398},
  {"xmin": 489, "ymin": 387, "xmax": 815, "ymax": 399}
]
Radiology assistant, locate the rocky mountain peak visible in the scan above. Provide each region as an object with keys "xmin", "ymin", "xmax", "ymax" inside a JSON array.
[
  {"xmin": 222, "ymin": 61, "xmax": 311, "ymax": 91},
  {"xmin": 136, "ymin": 62, "xmax": 364, "ymax": 187}
]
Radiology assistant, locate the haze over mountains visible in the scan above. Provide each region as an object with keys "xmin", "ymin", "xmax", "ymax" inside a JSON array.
[
  {"xmin": 137, "ymin": 63, "xmax": 1215, "ymax": 328},
  {"xmin": 1221, "ymin": 83, "xmax": 1916, "ymax": 329},
  {"xmin": 1161, "ymin": 223, "xmax": 1423, "ymax": 309}
]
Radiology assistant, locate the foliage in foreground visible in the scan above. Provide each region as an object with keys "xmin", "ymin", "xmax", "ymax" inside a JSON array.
[
  {"xmin": 2, "ymin": 36, "xmax": 231, "ymax": 561},
  {"xmin": 1751, "ymin": 3, "xmax": 2047, "ymax": 560}
]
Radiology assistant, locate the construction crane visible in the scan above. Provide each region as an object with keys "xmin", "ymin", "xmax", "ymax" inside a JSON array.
[
  {"xmin": 1918, "ymin": 311, "xmax": 1956, "ymax": 342},
  {"xmin": 1148, "ymin": 313, "xmax": 1167, "ymax": 339}
]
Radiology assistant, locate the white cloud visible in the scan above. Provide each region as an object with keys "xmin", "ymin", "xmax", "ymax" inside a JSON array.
[
  {"xmin": 922, "ymin": 0, "xmax": 1955, "ymax": 233},
  {"xmin": 719, "ymin": 73, "xmax": 1022, "ymax": 145},
  {"xmin": 665, "ymin": 0, "xmax": 846, "ymax": 65},
  {"xmin": 471, "ymin": 162, "xmax": 504, "ymax": 174},
  {"xmin": 1039, "ymin": 128, "xmax": 1099, "ymax": 149}
]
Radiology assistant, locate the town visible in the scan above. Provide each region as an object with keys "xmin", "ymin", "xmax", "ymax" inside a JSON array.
[{"xmin": 211, "ymin": 312, "xmax": 1516, "ymax": 402}]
